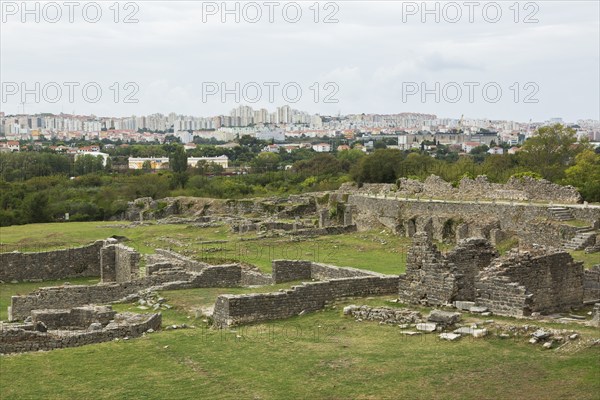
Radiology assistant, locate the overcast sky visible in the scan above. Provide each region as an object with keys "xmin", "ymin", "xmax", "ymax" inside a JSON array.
[{"xmin": 1, "ymin": 1, "xmax": 599, "ymax": 122}]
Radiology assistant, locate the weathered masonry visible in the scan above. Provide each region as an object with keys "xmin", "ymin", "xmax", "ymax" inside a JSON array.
[
  {"xmin": 343, "ymin": 194, "xmax": 599, "ymax": 247},
  {"xmin": 475, "ymin": 248, "xmax": 584, "ymax": 316},
  {"xmin": 398, "ymin": 233, "xmax": 586, "ymax": 317},
  {"xmin": 0, "ymin": 305, "xmax": 161, "ymax": 354},
  {"xmin": 0, "ymin": 240, "xmax": 105, "ymax": 282},
  {"xmin": 212, "ymin": 261, "xmax": 397, "ymax": 327},
  {"xmin": 8, "ymin": 264, "xmax": 242, "ymax": 321},
  {"xmin": 398, "ymin": 233, "xmax": 498, "ymax": 305}
]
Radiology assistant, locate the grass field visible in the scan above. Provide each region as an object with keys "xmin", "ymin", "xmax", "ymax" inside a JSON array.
[
  {"xmin": 0, "ymin": 221, "xmax": 410, "ymax": 274},
  {"xmin": 0, "ymin": 222, "xmax": 599, "ymax": 399},
  {"xmin": 1, "ymin": 282, "xmax": 599, "ymax": 400}
]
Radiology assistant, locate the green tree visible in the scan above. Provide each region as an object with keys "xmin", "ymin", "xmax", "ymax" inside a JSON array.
[
  {"xmin": 251, "ymin": 152, "xmax": 281, "ymax": 172},
  {"xmin": 564, "ymin": 149, "xmax": 600, "ymax": 202},
  {"xmin": 23, "ymin": 192, "xmax": 50, "ymax": 223},
  {"xmin": 142, "ymin": 160, "xmax": 153, "ymax": 172},
  {"xmin": 74, "ymin": 155, "xmax": 104, "ymax": 176},
  {"xmin": 350, "ymin": 149, "xmax": 404, "ymax": 184},
  {"xmin": 169, "ymin": 146, "xmax": 188, "ymax": 188},
  {"xmin": 292, "ymin": 153, "xmax": 342, "ymax": 176},
  {"xmin": 519, "ymin": 124, "xmax": 587, "ymax": 181}
]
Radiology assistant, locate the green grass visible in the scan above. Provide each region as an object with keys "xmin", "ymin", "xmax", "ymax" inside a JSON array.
[
  {"xmin": 1, "ymin": 222, "xmax": 599, "ymax": 399},
  {"xmin": 0, "ymin": 222, "xmax": 409, "ymax": 275},
  {"xmin": 569, "ymin": 250, "xmax": 600, "ymax": 269},
  {"xmin": 0, "ymin": 221, "xmax": 230, "ymax": 254},
  {"xmin": 1, "ymin": 288, "xmax": 599, "ymax": 400},
  {"xmin": 562, "ymin": 219, "xmax": 594, "ymax": 228}
]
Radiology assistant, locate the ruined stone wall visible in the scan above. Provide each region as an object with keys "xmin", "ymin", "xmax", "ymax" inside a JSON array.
[
  {"xmin": 347, "ymin": 195, "xmax": 599, "ymax": 245},
  {"xmin": 154, "ymin": 249, "xmax": 209, "ymax": 272},
  {"xmin": 473, "ymin": 278, "xmax": 529, "ymax": 317},
  {"xmin": 9, "ymin": 264, "xmax": 243, "ymax": 321},
  {"xmin": 0, "ymin": 313, "xmax": 161, "ymax": 354},
  {"xmin": 395, "ymin": 175, "xmax": 582, "ymax": 203},
  {"xmin": 0, "ymin": 241, "xmax": 104, "ymax": 282},
  {"xmin": 310, "ymin": 263, "xmax": 379, "ymax": 280},
  {"xmin": 100, "ymin": 244, "xmax": 141, "ymax": 283},
  {"xmin": 212, "ymin": 275, "xmax": 398, "ymax": 327},
  {"xmin": 240, "ymin": 270, "xmax": 273, "ymax": 286},
  {"xmin": 475, "ymin": 249, "xmax": 584, "ymax": 316},
  {"xmin": 398, "ymin": 233, "xmax": 457, "ymax": 305},
  {"xmin": 272, "ymin": 260, "xmax": 312, "ymax": 283},
  {"xmin": 271, "ymin": 260, "xmax": 386, "ymax": 284},
  {"xmin": 31, "ymin": 305, "xmax": 116, "ymax": 330},
  {"xmin": 446, "ymin": 239, "xmax": 499, "ymax": 300},
  {"xmin": 186, "ymin": 264, "xmax": 241, "ymax": 288},
  {"xmin": 584, "ymin": 265, "xmax": 600, "ymax": 302}
]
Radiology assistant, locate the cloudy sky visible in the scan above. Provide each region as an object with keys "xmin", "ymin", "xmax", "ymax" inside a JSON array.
[{"xmin": 1, "ymin": 1, "xmax": 599, "ymax": 122}]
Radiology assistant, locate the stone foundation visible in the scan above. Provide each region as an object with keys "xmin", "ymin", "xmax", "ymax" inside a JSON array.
[
  {"xmin": 213, "ymin": 275, "xmax": 397, "ymax": 327},
  {"xmin": 0, "ymin": 311, "xmax": 160, "ymax": 354},
  {"xmin": 9, "ymin": 264, "xmax": 243, "ymax": 321}
]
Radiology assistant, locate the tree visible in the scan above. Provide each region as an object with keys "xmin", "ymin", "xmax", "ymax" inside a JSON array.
[
  {"xmin": 170, "ymin": 146, "xmax": 188, "ymax": 173},
  {"xmin": 564, "ymin": 149, "xmax": 600, "ymax": 202},
  {"xmin": 74, "ymin": 155, "xmax": 104, "ymax": 176},
  {"xmin": 169, "ymin": 146, "xmax": 188, "ymax": 188},
  {"xmin": 519, "ymin": 124, "xmax": 587, "ymax": 181},
  {"xmin": 142, "ymin": 160, "xmax": 153, "ymax": 172},
  {"xmin": 251, "ymin": 152, "xmax": 281, "ymax": 173},
  {"xmin": 24, "ymin": 192, "xmax": 50, "ymax": 223},
  {"xmin": 350, "ymin": 149, "xmax": 404, "ymax": 184},
  {"xmin": 292, "ymin": 154, "xmax": 342, "ymax": 176}
]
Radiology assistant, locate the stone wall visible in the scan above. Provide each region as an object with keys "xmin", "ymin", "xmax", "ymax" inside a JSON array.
[
  {"xmin": 0, "ymin": 312, "xmax": 160, "ymax": 354},
  {"xmin": 272, "ymin": 260, "xmax": 312, "ymax": 283},
  {"xmin": 398, "ymin": 234, "xmax": 585, "ymax": 317},
  {"xmin": 398, "ymin": 234, "xmax": 498, "ymax": 305},
  {"xmin": 475, "ymin": 248, "xmax": 584, "ymax": 316},
  {"xmin": 310, "ymin": 263, "xmax": 376, "ymax": 280},
  {"xmin": 271, "ymin": 260, "xmax": 384, "ymax": 284},
  {"xmin": 240, "ymin": 270, "xmax": 273, "ymax": 286},
  {"xmin": 584, "ymin": 265, "xmax": 600, "ymax": 302},
  {"xmin": 212, "ymin": 274, "xmax": 398, "ymax": 327},
  {"xmin": 347, "ymin": 195, "xmax": 599, "ymax": 246},
  {"xmin": 154, "ymin": 249, "xmax": 210, "ymax": 272},
  {"xmin": 394, "ymin": 175, "xmax": 583, "ymax": 203},
  {"xmin": 0, "ymin": 241, "xmax": 104, "ymax": 282},
  {"xmin": 31, "ymin": 305, "xmax": 116, "ymax": 329},
  {"xmin": 9, "ymin": 264, "xmax": 243, "ymax": 321},
  {"xmin": 100, "ymin": 243, "xmax": 141, "ymax": 283}
]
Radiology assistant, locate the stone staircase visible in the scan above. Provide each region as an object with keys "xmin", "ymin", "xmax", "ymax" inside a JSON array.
[
  {"xmin": 563, "ymin": 227, "xmax": 597, "ymax": 251},
  {"xmin": 548, "ymin": 207, "xmax": 574, "ymax": 221}
]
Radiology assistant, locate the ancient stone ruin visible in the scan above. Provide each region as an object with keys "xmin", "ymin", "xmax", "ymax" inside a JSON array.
[
  {"xmin": 0, "ymin": 305, "xmax": 160, "ymax": 354},
  {"xmin": 341, "ymin": 174, "xmax": 583, "ymax": 204},
  {"xmin": 398, "ymin": 233, "xmax": 498, "ymax": 305},
  {"xmin": 212, "ymin": 260, "xmax": 397, "ymax": 327},
  {"xmin": 475, "ymin": 248, "xmax": 585, "ymax": 317},
  {"xmin": 398, "ymin": 233, "xmax": 588, "ymax": 317}
]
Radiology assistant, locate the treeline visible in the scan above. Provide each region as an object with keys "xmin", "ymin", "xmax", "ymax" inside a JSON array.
[
  {"xmin": 351, "ymin": 125, "xmax": 600, "ymax": 202},
  {"xmin": 0, "ymin": 124, "xmax": 598, "ymax": 226}
]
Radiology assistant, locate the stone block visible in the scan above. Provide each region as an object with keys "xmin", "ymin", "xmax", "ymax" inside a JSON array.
[
  {"xmin": 439, "ymin": 332, "xmax": 461, "ymax": 341},
  {"xmin": 427, "ymin": 310, "xmax": 461, "ymax": 325},
  {"xmin": 454, "ymin": 301, "xmax": 476, "ymax": 310},
  {"xmin": 415, "ymin": 323, "xmax": 437, "ymax": 332}
]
